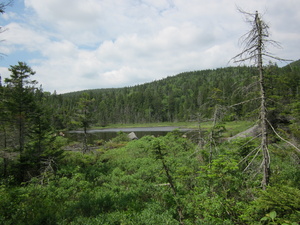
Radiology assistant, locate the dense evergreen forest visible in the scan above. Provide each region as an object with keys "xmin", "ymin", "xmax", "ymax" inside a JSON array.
[
  {"xmin": 0, "ymin": 60, "xmax": 300, "ymax": 224},
  {"xmin": 47, "ymin": 63, "xmax": 300, "ymax": 129}
]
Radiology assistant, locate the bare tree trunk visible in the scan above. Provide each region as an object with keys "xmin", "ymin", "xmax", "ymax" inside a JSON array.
[
  {"xmin": 1, "ymin": 126, "xmax": 8, "ymax": 177},
  {"xmin": 259, "ymin": 64, "xmax": 270, "ymax": 189},
  {"xmin": 18, "ymin": 117, "xmax": 25, "ymax": 153},
  {"xmin": 209, "ymin": 105, "xmax": 219, "ymax": 165},
  {"xmin": 256, "ymin": 12, "xmax": 270, "ymax": 189}
]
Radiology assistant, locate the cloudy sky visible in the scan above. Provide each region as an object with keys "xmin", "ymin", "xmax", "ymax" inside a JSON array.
[{"xmin": 0, "ymin": 0, "xmax": 299, "ymax": 93}]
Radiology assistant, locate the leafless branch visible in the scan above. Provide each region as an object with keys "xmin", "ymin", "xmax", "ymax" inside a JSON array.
[
  {"xmin": 0, "ymin": 0, "xmax": 13, "ymax": 14},
  {"xmin": 243, "ymin": 146, "xmax": 261, "ymax": 172},
  {"xmin": 231, "ymin": 9, "xmax": 291, "ymax": 66},
  {"xmin": 229, "ymin": 97, "xmax": 260, "ymax": 107},
  {"xmin": 238, "ymin": 145, "xmax": 260, "ymax": 165},
  {"xmin": 266, "ymin": 119, "xmax": 300, "ymax": 153}
]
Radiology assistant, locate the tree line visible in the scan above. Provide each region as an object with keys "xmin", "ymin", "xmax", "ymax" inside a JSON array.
[{"xmin": 47, "ymin": 63, "xmax": 300, "ymax": 133}]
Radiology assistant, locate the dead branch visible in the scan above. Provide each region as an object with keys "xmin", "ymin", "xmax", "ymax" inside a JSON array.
[
  {"xmin": 243, "ymin": 146, "xmax": 261, "ymax": 172},
  {"xmin": 266, "ymin": 119, "xmax": 300, "ymax": 153},
  {"xmin": 239, "ymin": 145, "xmax": 260, "ymax": 165},
  {"xmin": 229, "ymin": 97, "xmax": 261, "ymax": 108}
]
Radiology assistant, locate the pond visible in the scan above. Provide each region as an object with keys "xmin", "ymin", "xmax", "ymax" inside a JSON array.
[{"xmin": 66, "ymin": 127, "xmax": 196, "ymax": 144}]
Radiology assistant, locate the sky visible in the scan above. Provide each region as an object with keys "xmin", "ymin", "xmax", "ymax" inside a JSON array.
[{"xmin": 0, "ymin": 0, "xmax": 299, "ymax": 94}]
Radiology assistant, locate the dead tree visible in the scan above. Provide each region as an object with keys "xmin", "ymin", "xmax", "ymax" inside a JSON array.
[{"xmin": 232, "ymin": 10, "xmax": 283, "ymax": 189}]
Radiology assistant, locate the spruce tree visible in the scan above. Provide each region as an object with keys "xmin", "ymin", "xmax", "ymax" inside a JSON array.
[
  {"xmin": 4, "ymin": 62, "xmax": 37, "ymax": 154},
  {"xmin": 75, "ymin": 92, "xmax": 95, "ymax": 152}
]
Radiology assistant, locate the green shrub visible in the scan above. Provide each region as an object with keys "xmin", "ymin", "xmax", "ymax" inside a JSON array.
[{"xmin": 242, "ymin": 185, "xmax": 300, "ymax": 224}]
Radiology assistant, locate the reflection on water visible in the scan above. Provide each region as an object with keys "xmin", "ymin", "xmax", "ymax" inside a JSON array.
[
  {"xmin": 66, "ymin": 127, "xmax": 195, "ymax": 143},
  {"xmin": 69, "ymin": 126, "xmax": 192, "ymax": 133}
]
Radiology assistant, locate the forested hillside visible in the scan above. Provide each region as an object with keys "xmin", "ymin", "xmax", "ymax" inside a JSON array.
[{"xmin": 47, "ymin": 63, "xmax": 300, "ymax": 131}]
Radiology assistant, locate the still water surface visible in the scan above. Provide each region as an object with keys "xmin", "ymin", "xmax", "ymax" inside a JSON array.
[{"xmin": 67, "ymin": 127, "xmax": 194, "ymax": 143}]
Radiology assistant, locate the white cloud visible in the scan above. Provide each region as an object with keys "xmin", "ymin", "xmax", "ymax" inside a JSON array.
[
  {"xmin": 0, "ymin": 22, "xmax": 49, "ymax": 53},
  {"xmin": 1, "ymin": 11, "xmax": 18, "ymax": 20},
  {"xmin": 0, "ymin": 0, "xmax": 299, "ymax": 93}
]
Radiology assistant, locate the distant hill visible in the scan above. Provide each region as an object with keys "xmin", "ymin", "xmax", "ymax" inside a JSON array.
[
  {"xmin": 63, "ymin": 59, "xmax": 299, "ymax": 98},
  {"xmin": 284, "ymin": 59, "xmax": 300, "ymax": 68},
  {"xmin": 47, "ymin": 63, "xmax": 299, "ymax": 129}
]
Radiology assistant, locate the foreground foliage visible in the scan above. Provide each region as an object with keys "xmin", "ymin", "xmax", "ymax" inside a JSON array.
[{"xmin": 1, "ymin": 131, "xmax": 299, "ymax": 224}]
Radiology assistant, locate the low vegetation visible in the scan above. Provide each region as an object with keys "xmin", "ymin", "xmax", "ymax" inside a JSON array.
[{"xmin": 1, "ymin": 130, "xmax": 299, "ymax": 224}]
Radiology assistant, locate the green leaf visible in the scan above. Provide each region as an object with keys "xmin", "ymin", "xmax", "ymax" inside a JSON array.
[
  {"xmin": 269, "ymin": 211, "xmax": 277, "ymax": 220},
  {"xmin": 260, "ymin": 216, "xmax": 269, "ymax": 221}
]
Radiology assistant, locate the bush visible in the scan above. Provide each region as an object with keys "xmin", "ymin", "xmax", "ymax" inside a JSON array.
[{"xmin": 242, "ymin": 185, "xmax": 300, "ymax": 224}]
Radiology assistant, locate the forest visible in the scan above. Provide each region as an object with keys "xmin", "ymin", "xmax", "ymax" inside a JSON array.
[
  {"xmin": 49, "ymin": 62, "xmax": 299, "ymax": 128},
  {"xmin": 1, "ymin": 8, "xmax": 300, "ymax": 225}
]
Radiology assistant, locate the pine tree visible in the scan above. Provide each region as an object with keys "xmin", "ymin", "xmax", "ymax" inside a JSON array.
[
  {"xmin": 75, "ymin": 92, "xmax": 95, "ymax": 152},
  {"xmin": 4, "ymin": 62, "xmax": 37, "ymax": 154}
]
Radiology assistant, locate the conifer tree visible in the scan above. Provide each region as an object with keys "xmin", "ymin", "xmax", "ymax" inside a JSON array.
[
  {"xmin": 2, "ymin": 62, "xmax": 64, "ymax": 181},
  {"xmin": 75, "ymin": 92, "xmax": 95, "ymax": 152},
  {"xmin": 4, "ymin": 62, "xmax": 37, "ymax": 153}
]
